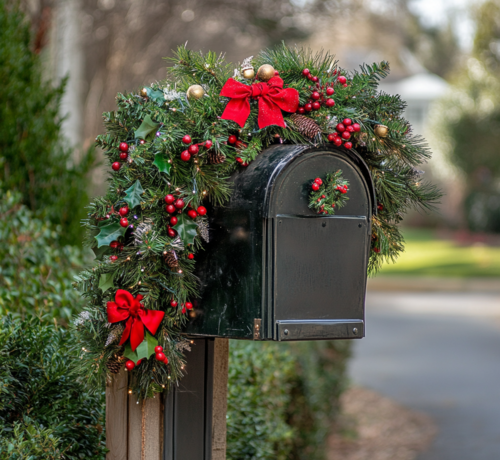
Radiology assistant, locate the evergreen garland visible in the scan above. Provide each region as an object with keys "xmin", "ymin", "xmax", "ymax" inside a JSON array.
[{"xmin": 74, "ymin": 44, "xmax": 440, "ymax": 398}]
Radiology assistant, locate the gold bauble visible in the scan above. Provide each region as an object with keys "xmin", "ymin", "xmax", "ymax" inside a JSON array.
[
  {"xmin": 242, "ymin": 68, "xmax": 255, "ymax": 79},
  {"xmin": 140, "ymin": 87, "xmax": 148, "ymax": 98},
  {"xmin": 374, "ymin": 124, "xmax": 389, "ymax": 138},
  {"xmin": 257, "ymin": 64, "xmax": 275, "ymax": 82},
  {"xmin": 186, "ymin": 84, "xmax": 205, "ymax": 100}
]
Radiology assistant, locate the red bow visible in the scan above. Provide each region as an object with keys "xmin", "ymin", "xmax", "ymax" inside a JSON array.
[
  {"xmin": 220, "ymin": 76, "xmax": 299, "ymax": 129},
  {"xmin": 107, "ymin": 289, "xmax": 164, "ymax": 351}
]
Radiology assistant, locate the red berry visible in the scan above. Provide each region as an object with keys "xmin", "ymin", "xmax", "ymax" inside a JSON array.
[
  {"xmin": 333, "ymin": 137, "xmax": 343, "ymax": 147},
  {"xmin": 311, "ymin": 91, "xmax": 320, "ymax": 100},
  {"xmin": 112, "ymin": 162, "xmax": 121, "ymax": 171},
  {"xmin": 321, "ymin": 194, "xmax": 326, "ymax": 198},
  {"xmin": 343, "ymin": 83, "xmax": 348, "ymax": 88},
  {"xmin": 327, "ymin": 133, "xmax": 336, "ymax": 142},
  {"xmin": 352, "ymin": 123, "xmax": 361, "ymax": 132},
  {"xmin": 110, "ymin": 255, "xmax": 118, "ymax": 262},
  {"xmin": 188, "ymin": 253, "xmax": 194, "ymax": 260},
  {"xmin": 204, "ymin": 140, "xmax": 213, "ymax": 149},
  {"xmin": 373, "ymin": 247, "xmax": 380, "ymax": 253},
  {"xmin": 119, "ymin": 206, "xmax": 129, "ymax": 216},
  {"xmin": 302, "ymin": 68, "xmax": 310, "ymax": 76},
  {"xmin": 166, "ymin": 204, "xmax": 176, "ymax": 214},
  {"xmin": 304, "ymin": 103, "xmax": 313, "ymax": 111},
  {"xmin": 228, "ymin": 135, "xmax": 237, "ymax": 144},
  {"xmin": 338, "ymin": 76, "xmax": 347, "ymax": 84},
  {"xmin": 311, "ymin": 76, "xmax": 318, "ymax": 82},
  {"xmin": 187, "ymin": 209, "xmax": 198, "ymax": 219},
  {"xmin": 326, "ymin": 87, "xmax": 335, "ymax": 96},
  {"xmin": 298, "ymin": 107, "xmax": 305, "ymax": 114},
  {"xmin": 163, "ymin": 356, "xmax": 169, "ymax": 364},
  {"xmin": 170, "ymin": 300, "xmax": 178, "ymax": 307},
  {"xmin": 274, "ymin": 70, "xmax": 280, "ymax": 76},
  {"xmin": 377, "ymin": 203, "xmax": 384, "ymax": 211},
  {"xmin": 182, "ymin": 135, "xmax": 191, "ymax": 144},
  {"xmin": 188, "ymin": 144, "xmax": 199, "ymax": 155},
  {"xmin": 125, "ymin": 360, "xmax": 135, "ymax": 370},
  {"xmin": 197, "ymin": 206, "xmax": 207, "ymax": 216},
  {"xmin": 312, "ymin": 101, "xmax": 321, "ymax": 110},
  {"xmin": 346, "ymin": 125, "xmax": 355, "ymax": 133},
  {"xmin": 336, "ymin": 123, "xmax": 345, "ymax": 132},
  {"xmin": 136, "ymin": 359, "xmax": 142, "ymax": 366},
  {"xmin": 344, "ymin": 142, "xmax": 353, "ymax": 149},
  {"xmin": 343, "ymin": 118, "xmax": 352, "ymax": 126},
  {"xmin": 155, "ymin": 345, "xmax": 163, "ymax": 353},
  {"xmin": 325, "ymin": 98, "xmax": 335, "ymax": 107},
  {"xmin": 185, "ymin": 302, "xmax": 193, "ymax": 310},
  {"xmin": 308, "ymin": 74, "xmax": 313, "ymax": 81},
  {"xmin": 317, "ymin": 198, "xmax": 321, "ymax": 202},
  {"xmin": 312, "ymin": 183, "xmax": 320, "ymax": 191},
  {"xmin": 119, "ymin": 142, "xmax": 129, "ymax": 152},
  {"xmin": 170, "ymin": 216, "xmax": 178, "ymax": 226},
  {"xmin": 180, "ymin": 150, "xmax": 191, "ymax": 162},
  {"xmin": 110, "ymin": 241, "xmax": 119, "ymax": 249},
  {"xmin": 167, "ymin": 228, "xmax": 177, "ymax": 237},
  {"xmin": 155, "ymin": 352, "xmax": 166, "ymax": 361},
  {"xmin": 165, "ymin": 194, "xmax": 175, "ymax": 204},
  {"xmin": 174, "ymin": 199, "xmax": 184, "ymax": 209},
  {"xmin": 119, "ymin": 217, "xmax": 128, "ymax": 227},
  {"xmin": 341, "ymin": 131, "xmax": 351, "ymax": 140},
  {"xmin": 120, "ymin": 152, "xmax": 128, "ymax": 160},
  {"xmin": 314, "ymin": 178, "xmax": 323, "ymax": 185},
  {"xmin": 236, "ymin": 157, "xmax": 243, "ymax": 164},
  {"xmin": 182, "ymin": 306, "xmax": 187, "ymax": 314}
]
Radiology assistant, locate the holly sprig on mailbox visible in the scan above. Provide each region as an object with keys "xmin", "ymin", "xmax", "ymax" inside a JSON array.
[
  {"xmin": 73, "ymin": 44, "xmax": 440, "ymax": 398},
  {"xmin": 308, "ymin": 171, "xmax": 350, "ymax": 215}
]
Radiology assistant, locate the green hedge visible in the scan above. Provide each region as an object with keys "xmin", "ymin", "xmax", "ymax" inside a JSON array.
[{"xmin": 0, "ymin": 316, "xmax": 106, "ymax": 460}]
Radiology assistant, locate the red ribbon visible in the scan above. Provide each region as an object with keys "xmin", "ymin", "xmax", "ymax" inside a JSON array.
[
  {"xmin": 107, "ymin": 289, "xmax": 164, "ymax": 351},
  {"xmin": 220, "ymin": 76, "xmax": 299, "ymax": 129}
]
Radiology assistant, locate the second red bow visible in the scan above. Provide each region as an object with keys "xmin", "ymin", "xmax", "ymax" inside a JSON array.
[
  {"xmin": 107, "ymin": 289, "xmax": 164, "ymax": 351},
  {"xmin": 220, "ymin": 76, "xmax": 299, "ymax": 129}
]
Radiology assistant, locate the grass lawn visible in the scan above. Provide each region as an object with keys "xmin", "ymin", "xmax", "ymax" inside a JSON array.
[{"xmin": 379, "ymin": 229, "xmax": 500, "ymax": 278}]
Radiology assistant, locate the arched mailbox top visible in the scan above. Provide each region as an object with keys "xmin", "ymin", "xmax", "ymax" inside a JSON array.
[{"xmin": 229, "ymin": 144, "xmax": 377, "ymax": 218}]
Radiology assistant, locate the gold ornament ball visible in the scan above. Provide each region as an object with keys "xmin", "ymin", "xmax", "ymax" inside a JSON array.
[
  {"xmin": 257, "ymin": 64, "xmax": 275, "ymax": 82},
  {"xmin": 242, "ymin": 68, "xmax": 255, "ymax": 79},
  {"xmin": 187, "ymin": 85, "xmax": 205, "ymax": 100},
  {"xmin": 140, "ymin": 87, "xmax": 148, "ymax": 98},
  {"xmin": 374, "ymin": 124, "xmax": 389, "ymax": 138}
]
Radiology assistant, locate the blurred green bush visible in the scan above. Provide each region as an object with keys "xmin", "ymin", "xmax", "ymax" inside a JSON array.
[
  {"xmin": 0, "ymin": 315, "xmax": 107, "ymax": 460},
  {"xmin": 227, "ymin": 340, "xmax": 351, "ymax": 460},
  {"xmin": 0, "ymin": 190, "xmax": 86, "ymax": 322},
  {"xmin": 0, "ymin": 0, "xmax": 95, "ymax": 244}
]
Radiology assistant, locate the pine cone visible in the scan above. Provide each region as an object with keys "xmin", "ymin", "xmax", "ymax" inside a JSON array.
[
  {"xmin": 207, "ymin": 150, "xmax": 226, "ymax": 164},
  {"xmin": 106, "ymin": 353, "xmax": 124, "ymax": 374},
  {"xmin": 164, "ymin": 250, "xmax": 179, "ymax": 268},
  {"xmin": 290, "ymin": 114, "xmax": 322, "ymax": 138}
]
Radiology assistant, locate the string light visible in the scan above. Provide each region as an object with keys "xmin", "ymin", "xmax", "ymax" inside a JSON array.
[
  {"xmin": 202, "ymin": 190, "xmax": 207, "ymax": 195},
  {"xmin": 178, "ymin": 270, "xmax": 183, "ymax": 273},
  {"xmin": 128, "ymin": 389, "xmax": 132, "ymax": 394}
]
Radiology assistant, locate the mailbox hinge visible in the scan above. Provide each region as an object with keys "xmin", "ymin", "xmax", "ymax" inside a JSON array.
[{"xmin": 253, "ymin": 319, "xmax": 262, "ymax": 340}]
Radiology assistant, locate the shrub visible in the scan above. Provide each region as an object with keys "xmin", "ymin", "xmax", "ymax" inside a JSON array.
[
  {"xmin": 227, "ymin": 340, "xmax": 351, "ymax": 460},
  {"xmin": 0, "ymin": 190, "xmax": 85, "ymax": 321},
  {"xmin": 0, "ymin": 316, "xmax": 106, "ymax": 460}
]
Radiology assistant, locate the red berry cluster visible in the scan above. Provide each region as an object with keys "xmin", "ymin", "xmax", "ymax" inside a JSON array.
[
  {"xmin": 230, "ymin": 135, "xmax": 250, "ymax": 166},
  {"xmin": 297, "ymin": 69, "xmax": 335, "ymax": 113},
  {"xmin": 164, "ymin": 194, "xmax": 207, "ymax": 237},
  {"xmin": 112, "ymin": 142, "xmax": 130, "ymax": 171},
  {"xmin": 327, "ymin": 118, "xmax": 360, "ymax": 150},
  {"xmin": 180, "ymin": 135, "xmax": 213, "ymax": 162},
  {"xmin": 336, "ymin": 184, "xmax": 348, "ymax": 194},
  {"xmin": 311, "ymin": 177, "xmax": 322, "ymax": 191},
  {"xmin": 170, "ymin": 299, "xmax": 193, "ymax": 314},
  {"xmin": 124, "ymin": 345, "xmax": 169, "ymax": 371}
]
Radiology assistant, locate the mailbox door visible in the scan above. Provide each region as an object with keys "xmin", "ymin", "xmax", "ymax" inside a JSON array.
[{"xmin": 268, "ymin": 148, "xmax": 371, "ymax": 341}]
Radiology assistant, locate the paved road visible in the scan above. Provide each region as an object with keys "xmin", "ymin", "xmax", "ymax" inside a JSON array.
[{"xmin": 349, "ymin": 291, "xmax": 500, "ymax": 460}]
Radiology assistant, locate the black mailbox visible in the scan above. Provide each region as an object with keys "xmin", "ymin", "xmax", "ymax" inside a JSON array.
[{"xmin": 185, "ymin": 144, "xmax": 376, "ymax": 341}]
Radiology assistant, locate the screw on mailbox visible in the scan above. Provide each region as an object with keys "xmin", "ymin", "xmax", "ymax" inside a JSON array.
[
  {"xmin": 284, "ymin": 329, "xmax": 289, "ymax": 335},
  {"xmin": 353, "ymin": 328, "xmax": 358, "ymax": 334}
]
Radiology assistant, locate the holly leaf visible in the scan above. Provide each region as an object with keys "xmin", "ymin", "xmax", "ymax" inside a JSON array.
[
  {"xmin": 176, "ymin": 213, "xmax": 198, "ymax": 247},
  {"xmin": 95, "ymin": 221, "xmax": 127, "ymax": 248},
  {"xmin": 135, "ymin": 114, "xmax": 160, "ymax": 140},
  {"xmin": 98, "ymin": 272, "xmax": 114, "ymax": 292},
  {"xmin": 153, "ymin": 153, "xmax": 171, "ymax": 175},
  {"xmin": 124, "ymin": 180, "xmax": 144, "ymax": 209},
  {"xmin": 123, "ymin": 331, "xmax": 158, "ymax": 364}
]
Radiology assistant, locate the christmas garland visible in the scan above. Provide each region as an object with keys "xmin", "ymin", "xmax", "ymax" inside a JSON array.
[
  {"xmin": 74, "ymin": 45, "xmax": 439, "ymax": 398},
  {"xmin": 308, "ymin": 171, "xmax": 349, "ymax": 215}
]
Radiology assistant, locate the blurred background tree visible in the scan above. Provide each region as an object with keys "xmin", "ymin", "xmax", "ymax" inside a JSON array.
[{"xmin": 433, "ymin": 0, "xmax": 500, "ymax": 233}]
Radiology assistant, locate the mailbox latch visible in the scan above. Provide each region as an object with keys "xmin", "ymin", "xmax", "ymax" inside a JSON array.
[{"xmin": 253, "ymin": 319, "xmax": 262, "ymax": 340}]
